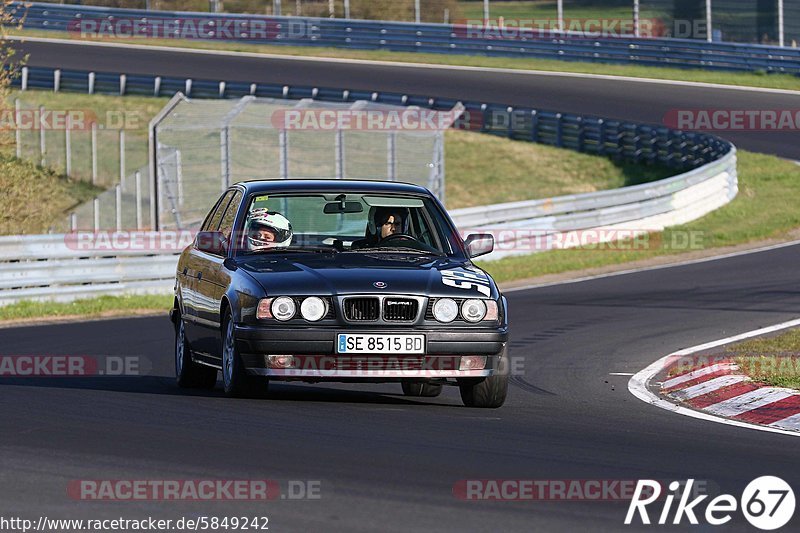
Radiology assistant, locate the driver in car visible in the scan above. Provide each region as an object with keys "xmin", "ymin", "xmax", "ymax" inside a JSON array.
[
  {"xmin": 245, "ymin": 209, "xmax": 293, "ymax": 251},
  {"xmin": 351, "ymin": 206, "xmax": 410, "ymax": 249}
]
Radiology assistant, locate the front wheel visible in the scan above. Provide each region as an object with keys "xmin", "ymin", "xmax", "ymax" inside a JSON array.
[
  {"xmin": 458, "ymin": 348, "xmax": 509, "ymax": 408},
  {"xmin": 175, "ymin": 315, "xmax": 217, "ymax": 389},
  {"xmin": 401, "ymin": 380, "xmax": 443, "ymax": 397},
  {"xmin": 221, "ymin": 310, "xmax": 268, "ymax": 398}
]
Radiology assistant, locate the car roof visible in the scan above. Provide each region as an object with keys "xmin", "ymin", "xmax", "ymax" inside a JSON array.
[{"xmin": 236, "ymin": 179, "xmax": 432, "ymax": 196}]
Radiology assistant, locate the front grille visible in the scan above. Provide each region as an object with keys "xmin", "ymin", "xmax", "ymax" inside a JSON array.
[
  {"xmin": 383, "ymin": 298, "xmax": 418, "ymax": 322},
  {"xmin": 344, "ymin": 297, "xmax": 380, "ymax": 321}
]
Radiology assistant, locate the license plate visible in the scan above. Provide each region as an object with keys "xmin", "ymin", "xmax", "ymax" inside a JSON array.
[{"xmin": 336, "ymin": 334, "xmax": 425, "ymax": 354}]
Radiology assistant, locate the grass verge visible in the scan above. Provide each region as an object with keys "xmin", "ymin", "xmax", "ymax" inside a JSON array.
[
  {"xmin": 11, "ymin": 28, "xmax": 800, "ymax": 92},
  {"xmin": 477, "ymin": 150, "xmax": 800, "ymax": 283},
  {"xmin": 0, "ymin": 294, "xmax": 173, "ymax": 322},
  {"xmin": 727, "ymin": 328, "xmax": 800, "ymax": 389}
]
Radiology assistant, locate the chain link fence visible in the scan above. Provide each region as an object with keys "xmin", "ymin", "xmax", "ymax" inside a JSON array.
[{"xmin": 153, "ymin": 94, "xmax": 459, "ymax": 230}]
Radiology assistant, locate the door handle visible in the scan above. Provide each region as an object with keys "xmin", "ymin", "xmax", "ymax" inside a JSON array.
[
  {"xmin": 197, "ymin": 272, "xmax": 202, "ymax": 281},
  {"xmin": 183, "ymin": 267, "xmax": 188, "ymax": 275}
]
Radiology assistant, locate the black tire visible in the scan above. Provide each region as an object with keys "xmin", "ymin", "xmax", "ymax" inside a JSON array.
[
  {"xmin": 175, "ymin": 314, "xmax": 218, "ymax": 389},
  {"xmin": 401, "ymin": 380, "xmax": 443, "ymax": 397},
  {"xmin": 458, "ymin": 348, "xmax": 509, "ymax": 408},
  {"xmin": 221, "ymin": 310, "xmax": 269, "ymax": 398}
]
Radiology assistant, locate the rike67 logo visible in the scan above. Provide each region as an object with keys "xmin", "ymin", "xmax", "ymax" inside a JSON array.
[{"xmin": 625, "ymin": 477, "xmax": 795, "ymax": 530}]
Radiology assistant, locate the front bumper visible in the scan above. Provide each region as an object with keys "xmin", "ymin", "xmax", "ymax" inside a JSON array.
[{"xmin": 234, "ymin": 324, "xmax": 507, "ymax": 380}]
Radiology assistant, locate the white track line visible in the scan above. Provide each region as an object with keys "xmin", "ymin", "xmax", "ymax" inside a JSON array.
[
  {"xmin": 705, "ymin": 388, "xmax": 797, "ymax": 417},
  {"xmin": 675, "ymin": 375, "xmax": 750, "ymax": 400},
  {"xmin": 661, "ymin": 362, "xmax": 738, "ymax": 390},
  {"xmin": 628, "ymin": 317, "xmax": 800, "ymax": 438},
  {"xmin": 9, "ymin": 35, "xmax": 800, "ymax": 96}
]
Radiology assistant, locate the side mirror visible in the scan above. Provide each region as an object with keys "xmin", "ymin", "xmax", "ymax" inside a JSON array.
[
  {"xmin": 464, "ymin": 233, "xmax": 494, "ymax": 259},
  {"xmin": 195, "ymin": 231, "xmax": 227, "ymax": 256}
]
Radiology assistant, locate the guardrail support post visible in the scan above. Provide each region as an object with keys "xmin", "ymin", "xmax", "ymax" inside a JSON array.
[
  {"xmin": 185, "ymin": 79, "xmax": 193, "ymax": 96},
  {"xmin": 54, "ymin": 69, "xmax": 61, "ymax": 92},
  {"xmin": 14, "ymin": 99, "xmax": 21, "ymax": 159},
  {"xmin": 70, "ymin": 212, "xmax": 77, "ymax": 232},
  {"xmin": 21, "ymin": 67, "xmax": 28, "ymax": 91},
  {"xmin": 597, "ymin": 119, "xmax": 605, "ymax": 155},
  {"xmin": 219, "ymin": 81, "xmax": 226, "ymax": 98},
  {"xmin": 530, "ymin": 110, "xmax": 538, "ymax": 142},
  {"xmin": 154, "ymin": 76, "xmax": 161, "ymax": 97},
  {"xmin": 88, "ymin": 72, "xmax": 95, "ymax": 94},
  {"xmin": 135, "ymin": 170, "xmax": 143, "ymax": 230},
  {"xmin": 119, "ymin": 74, "xmax": 127, "ymax": 96},
  {"xmin": 555, "ymin": 113, "xmax": 563, "ymax": 147},
  {"xmin": 91, "ymin": 123, "xmax": 98, "ymax": 184}
]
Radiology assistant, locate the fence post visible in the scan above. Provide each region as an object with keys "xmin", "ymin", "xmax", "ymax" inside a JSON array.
[
  {"xmin": 65, "ymin": 127, "xmax": 72, "ymax": 176},
  {"xmin": 116, "ymin": 184, "xmax": 122, "ymax": 230},
  {"xmin": 387, "ymin": 132, "xmax": 397, "ymax": 181},
  {"xmin": 14, "ymin": 99, "xmax": 21, "ymax": 159},
  {"xmin": 705, "ymin": 0, "xmax": 712, "ymax": 42},
  {"xmin": 279, "ymin": 130, "xmax": 289, "ymax": 179},
  {"xmin": 70, "ymin": 212, "xmax": 77, "ymax": 232},
  {"xmin": 220, "ymin": 128, "xmax": 230, "ymax": 190},
  {"xmin": 778, "ymin": 0, "xmax": 785, "ymax": 47},
  {"xmin": 335, "ymin": 129, "xmax": 344, "ymax": 179},
  {"xmin": 135, "ymin": 170, "xmax": 143, "ymax": 230},
  {"xmin": 119, "ymin": 130, "xmax": 126, "ymax": 189},
  {"xmin": 91, "ymin": 123, "xmax": 98, "ymax": 184},
  {"xmin": 530, "ymin": 110, "xmax": 539, "ymax": 142},
  {"xmin": 557, "ymin": 0, "xmax": 564, "ymax": 32},
  {"xmin": 39, "ymin": 105, "xmax": 46, "ymax": 167},
  {"xmin": 555, "ymin": 113, "xmax": 563, "ymax": 147},
  {"xmin": 176, "ymin": 150, "xmax": 184, "ymax": 207},
  {"xmin": 633, "ymin": 0, "xmax": 640, "ymax": 38},
  {"xmin": 93, "ymin": 198, "xmax": 100, "ymax": 231},
  {"xmin": 415, "ymin": 0, "xmax": 420, "ymax": 23}
]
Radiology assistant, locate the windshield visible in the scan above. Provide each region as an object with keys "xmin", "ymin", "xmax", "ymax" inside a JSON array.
[{"xmin": 234, "ymin": 192, "xmax": 461, "ymax": 257}]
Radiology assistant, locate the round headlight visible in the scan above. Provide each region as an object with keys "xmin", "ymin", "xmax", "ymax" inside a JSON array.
[
  {"xmin": 271, "ymin": 297, "xmax": 296, "ymax": 321},
  {"xmin": 433, "ymin": 298, "xmax": 459, "ymax": 323},
  {"xmin": 300, "ymin": 296, "xmax": 327, "ymax": 322},
  {"xmin": 461, "ymin": 299, "xmax": 487, "ymax": 323}
]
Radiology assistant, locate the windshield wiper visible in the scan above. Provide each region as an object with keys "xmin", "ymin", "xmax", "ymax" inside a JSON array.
[
  {"xmin": 351, "ymin": 246, "xmax": 444, "ymax": 256},
  {"xmin": 244, "ymin": 246, "xmax": 337, "ymax": 255}
]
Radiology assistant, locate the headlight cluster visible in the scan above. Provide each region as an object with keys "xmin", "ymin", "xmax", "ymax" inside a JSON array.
[
  {"xmin": 431, "ymin": 298, "xmax": 499, "ymax": 323},
  {"xmin": 257, "ymin": 296, "xmax": 328, "ymax": 322}
]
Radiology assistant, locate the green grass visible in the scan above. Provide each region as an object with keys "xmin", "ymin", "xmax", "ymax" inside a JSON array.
[
  {"xmin": 478, "ymin": 151, "xmax": 800, "ymax": 283},
  {"xmin": 0, "ymin": 294, "xmax": 173, "ymax": 321},
  {"xmin": 0, "ymin": 152, "xmax": 103, "ymax": 234},
  {"xmin": 728, "ymin": 328, "xmax": 800, "ymax": 389},
  {"xmin": 460, "ymin": 1, "xmax": 632, "ymax": 21},
  {"xmin": 11, "ymin": 28, "xmax": 800, "ymax": 92},
  {"xmin": 445, "ymin": 129, "xmax": 671, "ymax": 208}
]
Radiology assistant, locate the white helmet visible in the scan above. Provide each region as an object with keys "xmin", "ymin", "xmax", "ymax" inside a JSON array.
[{"xmin": 245, "ymin": 209, "xmax": 292, "ymax": 251}]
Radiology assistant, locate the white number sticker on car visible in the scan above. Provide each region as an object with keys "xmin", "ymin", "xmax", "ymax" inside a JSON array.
[{"xmin": 441, "ymin": 270, "xmax": 491, "ymax": 297}]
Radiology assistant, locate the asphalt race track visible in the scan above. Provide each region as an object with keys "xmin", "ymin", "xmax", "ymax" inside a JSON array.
[
  {"xmin": 12, "ymin": 38, "xmax": 800, "ymax": 160},
  {"xmin": 2, "ymin": 39, "xmax": 800, "ymax": 531}
]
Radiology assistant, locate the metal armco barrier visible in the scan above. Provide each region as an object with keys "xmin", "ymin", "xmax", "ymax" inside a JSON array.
[
  {"xmin": 9, "ymin": 1, "xmax": 800, "ymax": 75},
  {"xmin": 1, "ymin": 65, "xmax": 737, "ymax": 304}
]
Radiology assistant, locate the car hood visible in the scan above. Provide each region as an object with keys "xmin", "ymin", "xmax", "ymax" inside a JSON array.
[{"xmin": 236, "ymin": 253, "xmax": 498, "ymax": 299}]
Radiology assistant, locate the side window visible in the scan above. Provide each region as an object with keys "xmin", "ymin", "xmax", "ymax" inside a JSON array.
[
  {"xmin": 218, "ymin": 190, "xmax": 243, "ymax": 242},
  {"xmin": 201, "ymin": 191, "xmax": 234, "ymax": 232}
]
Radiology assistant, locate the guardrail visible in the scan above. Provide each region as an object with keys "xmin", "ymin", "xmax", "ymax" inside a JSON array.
[
  {"xmin": 9, "ymin": 2, "xmax": 800, "ymax": 75},
  {"xmin": 0, "ymin": 233, "xmax": 178, "ymax": 305},
  {"xmin": 1, "ymin": 65, "xmax": 736, "ymax": 304}
]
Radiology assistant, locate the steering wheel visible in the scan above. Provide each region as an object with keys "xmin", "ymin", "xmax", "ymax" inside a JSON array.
[{"xmin": 380, "ymin": 233, "xmax": 418, "ymax": 244}]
